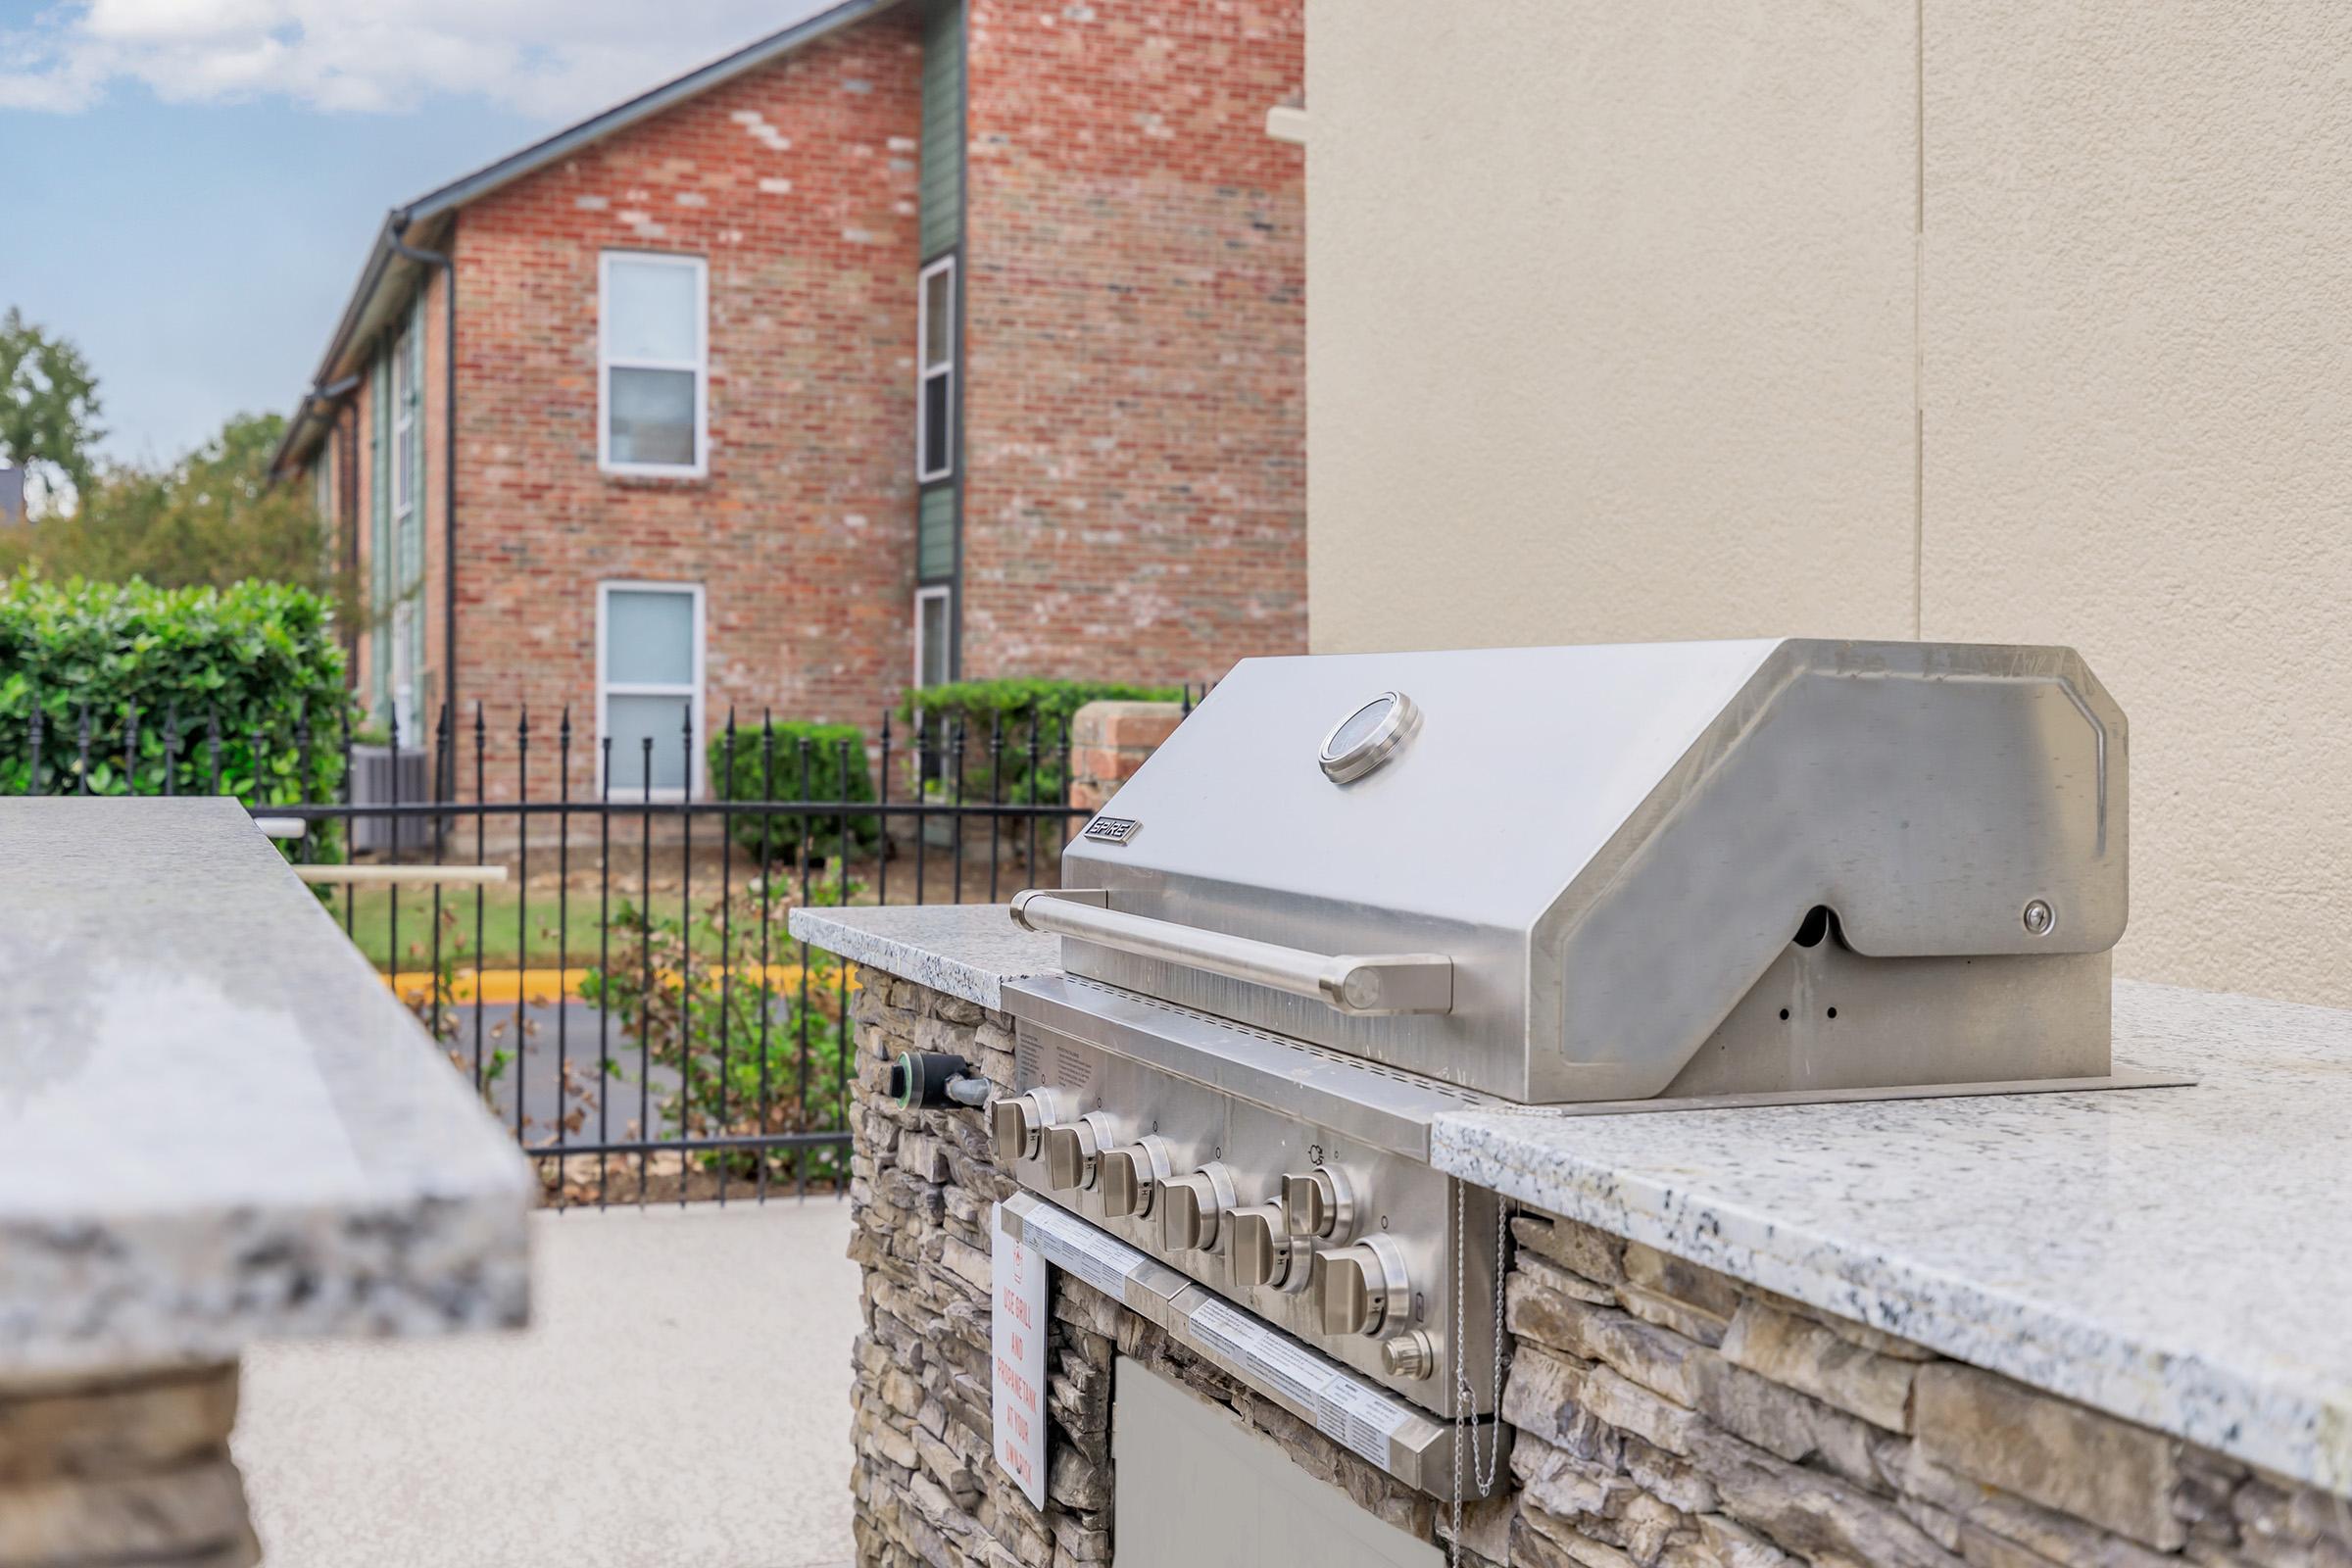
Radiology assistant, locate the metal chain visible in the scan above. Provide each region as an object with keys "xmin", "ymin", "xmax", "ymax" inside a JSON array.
[{"xmin": 1451, "ymin": 1180, "xmax": 1511, "ymax": 1567}]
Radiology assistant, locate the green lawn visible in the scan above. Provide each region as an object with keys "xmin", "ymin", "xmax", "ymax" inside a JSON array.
[{"xmin": 334, "ymin": 885, "xmax": 805, "ymax": 972}]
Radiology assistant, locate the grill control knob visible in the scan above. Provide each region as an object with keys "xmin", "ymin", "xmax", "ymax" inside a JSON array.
[
  {"xmin": 1283, "ymin": 1167, "xmax": 1356, "ymax": 1241},
  {"xmin": 1158, "ymin": 1163, "xmax": 1237, "ymax": 1252},
  {"xmin": 1381, "ymin": 1330, "xmax": 1437, "ymax": 1381},
  {"xmin": 989, "ymin": 1088, "xmax": 1077, "ymax": 1167},
  {"xmin": 1227, "ymin": 1203, "xmax": 1293, "ymax": 1290},
  {"xmin": 989, "ymin": 1094, "xmax": 1047, "ymax": 1166},
  {"xmin": 1042, "ymin": 1115, "xmax": 1111, "ymax": 1193},
  {"xmin": 1316, "ymin": 1237, "xmax": 1410, "ymax": 1338},
  {"xmin": 1100, "ymin": 1137, "xmax": 1173, "ymax": 1219}
]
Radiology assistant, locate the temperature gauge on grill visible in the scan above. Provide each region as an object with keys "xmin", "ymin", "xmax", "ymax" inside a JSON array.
[{"xmin": 1318, "ymin": 691, "xmax": 1421, "ymax": 783}]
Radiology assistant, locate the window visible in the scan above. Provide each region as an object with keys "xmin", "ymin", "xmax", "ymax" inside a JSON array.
[
  {"xmin": 913, "ymin": 585, "xmax": 952, "ymax": 688},
  {"xmin": 392, "ymin": 327, "xmax": 415, "ymax": 520},
  {"xmin": 601, "ymin": 253, "xmax": 708, "ymax": 475},
  {"xmin": 598, "ymin": 582, "xmax": 706, "ymax": 799},
  {"xmin": 916, "ymin": 256, "xmax": 956, "ymax": 481}
]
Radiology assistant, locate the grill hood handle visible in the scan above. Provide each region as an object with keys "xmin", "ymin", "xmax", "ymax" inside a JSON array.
[{"xmin": 1009, "ymin": 890, "xmax": 1454, "ymax": 1016}]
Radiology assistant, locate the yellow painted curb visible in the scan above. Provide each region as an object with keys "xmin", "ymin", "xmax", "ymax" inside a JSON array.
[{"xmin": 380, "ymin": 963, "xmax": 854, "ymax": 1005}]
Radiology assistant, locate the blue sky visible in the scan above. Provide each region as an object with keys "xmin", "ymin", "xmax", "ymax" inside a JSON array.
[{"xmin": 0, "ymin": 0, "xmax": 830, "ymax": 465}]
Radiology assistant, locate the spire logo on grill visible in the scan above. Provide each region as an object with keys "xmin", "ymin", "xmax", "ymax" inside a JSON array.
[{"xmin": 1082, "ymin": 816, "xmax": 1142, "ymax": 846}]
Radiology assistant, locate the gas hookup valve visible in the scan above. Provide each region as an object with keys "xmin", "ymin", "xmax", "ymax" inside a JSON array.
[{"xmin": 888, "ymin": 1051, "xmax": 993, "ymax": 1111}]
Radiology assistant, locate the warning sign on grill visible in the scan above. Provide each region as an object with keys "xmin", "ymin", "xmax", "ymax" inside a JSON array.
[{"xmin": 991, "ymin": 1203, "xmax": 1048, "ymax": 1508}]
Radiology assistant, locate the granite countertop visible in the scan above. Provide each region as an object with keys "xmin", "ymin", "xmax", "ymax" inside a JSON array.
[
  {"xmin": 1435, "ymin": 983, "xmax": 2352, "ymax": 1494},
  {"xmin": 0, "ymin": 798, "xmax": 533, "ymax": 1376},
  {"xmin": 789, "ymin": 902, "xmax": 1060, "ymax": 1009},
  {"xmin": 808, "ymin": 902, "xmax": 2352, "ymax": 1494}
]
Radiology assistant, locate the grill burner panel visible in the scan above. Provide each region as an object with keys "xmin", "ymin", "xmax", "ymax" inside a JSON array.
[{"xmin": 1001, "ymin": 1004, "xmax": 1502, "ymax": 1418}]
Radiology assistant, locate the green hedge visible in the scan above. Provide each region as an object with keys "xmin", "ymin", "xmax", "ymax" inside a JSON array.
[
  {"xmin": 896, "ymin": 676, "xmax": 1182, "ymax": 806},
  {"xmin": 708, "ymin": 718, "xmax": 880, "ymax": 862},
  {"xmin": 0, "ymin": 576, "xmax": 349, "ymax": 811}
]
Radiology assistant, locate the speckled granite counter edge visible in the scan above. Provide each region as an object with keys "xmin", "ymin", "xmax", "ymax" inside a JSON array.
[
  {"xmin": 1428, "ymin": 1110, "xmax": 2349, "ymax": 1495},
  {"xmin": 0, "ymin": 1183, "xmax": 532, "ymax": 1377},
  {"xmin": 787, "ymin": 905, "xmax": 1057, "ymax": 1010}
]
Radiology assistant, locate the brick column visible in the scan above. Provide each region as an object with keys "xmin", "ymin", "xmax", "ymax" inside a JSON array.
[{"xmin": 1067, "ymin": 702, "xmax": 1185, "ymax": 817}]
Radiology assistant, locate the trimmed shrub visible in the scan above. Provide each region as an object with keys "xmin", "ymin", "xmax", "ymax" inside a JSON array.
[
  {"xmin": 708, "ymin": 718, "xmax": 880, "ymax": 863},
  {"xmin": 895, "ymin": 676, "xmax": 1182, "ymax": 805},
  {"xmin": 0, "ymin": 575, "xmax": 349, "ymax": 809}
]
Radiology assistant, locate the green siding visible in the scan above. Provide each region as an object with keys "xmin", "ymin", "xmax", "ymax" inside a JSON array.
[
  {"xmin": 369, "ymin": 355, "xmax": 390, "ymax": 720},
  {"xmin": 918, "ymin": 0, "xmax": 962, "ymax": 259},
  {"xmin": 918, "ymin": 486, "xmax": 956, "ymax": 581},
  {"xmin": 401, "ymin": 302, "xmax": 425, "ymax": 594},
  {"xmin": 402, "ymin": 301, "xmax": 426, "ymax": 705}
]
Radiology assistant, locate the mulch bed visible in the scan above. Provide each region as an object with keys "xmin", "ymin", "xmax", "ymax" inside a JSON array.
[{"xmin": 523, "ymin": 1150, "xmax": 848, "ymax": 1208}]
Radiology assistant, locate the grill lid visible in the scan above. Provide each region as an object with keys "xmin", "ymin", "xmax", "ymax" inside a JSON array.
[{"xmin": 1026, "ymin": 639, "xmax": 2127, "ymax": 1102}]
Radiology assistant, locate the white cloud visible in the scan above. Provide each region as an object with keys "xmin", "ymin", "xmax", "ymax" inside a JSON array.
[{"xmin": 0, "ymin": 0, "xmax": 841, "ymax": 120}]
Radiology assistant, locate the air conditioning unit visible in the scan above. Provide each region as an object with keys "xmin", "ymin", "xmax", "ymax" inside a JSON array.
[{"xmin": 348, "ymin": 745, "xmax": 438, "ymax": 854}]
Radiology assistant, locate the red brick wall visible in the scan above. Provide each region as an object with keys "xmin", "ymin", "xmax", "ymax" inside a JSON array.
[
  {"xmin": 959, "ymin": 0, "xmax": 1306, "ymax": 688},
  {"xmin": 451, "ymin": 15, "xmax": 925, "ymax": 799}
]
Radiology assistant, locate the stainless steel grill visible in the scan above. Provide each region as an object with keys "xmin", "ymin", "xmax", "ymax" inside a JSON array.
[{"xmin": 988, "ymin": 639, "xmax": 2157, "ymax": 1453}]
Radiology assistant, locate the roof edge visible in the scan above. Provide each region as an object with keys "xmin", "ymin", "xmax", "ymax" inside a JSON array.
[
  {"xmin": 404, "ymin": 0, "xmax": 905, "ymax": 226},
  {"xmin": 271, "ymin": 0, "xmax": 908, "ymax": 478}
]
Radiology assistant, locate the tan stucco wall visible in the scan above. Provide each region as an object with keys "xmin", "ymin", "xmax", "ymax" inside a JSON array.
[{"xmin": 1304, "ymin": 0, "xmax": 2352, "ymax": 1004}]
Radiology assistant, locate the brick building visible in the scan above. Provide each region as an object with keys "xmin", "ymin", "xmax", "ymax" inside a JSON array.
[{"xmin": 274, "ymin": 0, "xmax": 1303, "ymax": 800}]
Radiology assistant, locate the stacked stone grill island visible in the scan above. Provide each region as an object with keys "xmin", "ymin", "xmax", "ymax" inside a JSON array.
[{"xmin": 799, "ymin": 640, "xmax": 2352, "ymax": 1568}]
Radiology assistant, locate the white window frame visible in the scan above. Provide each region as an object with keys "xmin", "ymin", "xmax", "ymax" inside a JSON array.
[
  {"xmin": 916, "ymin": 255, "xmax": 956, "ymax": 482},
  {"xmin": 391, "ymin": 326, "xmax": 415, "ymax": 522},
  {"xmin": 596, "ymin": 580, "xmax": 708, "ymax": 802},
  {"xmin": 912, "ymin": 584, "xmax": 953, "ymax": 688},
  {"xmin": 599, "ymin": 252, "xmax": 710, "ymax": 478}
]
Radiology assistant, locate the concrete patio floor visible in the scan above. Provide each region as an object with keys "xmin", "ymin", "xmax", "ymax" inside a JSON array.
[{"xmin": 235, "ymin": 1198, "xmax": 860, "ymax": 1568}]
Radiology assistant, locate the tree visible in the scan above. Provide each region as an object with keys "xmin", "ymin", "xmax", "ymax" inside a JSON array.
[
  {"xmin": 0, "ymin": 413, "xmax": 347, "ymax": 603},
  {"xmin": 0, "ymin": 309, "xmax": 103, "ymax": 511}
]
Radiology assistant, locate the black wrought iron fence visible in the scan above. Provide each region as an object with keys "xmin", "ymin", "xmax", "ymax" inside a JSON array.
[{"xmin": 5, "ymin": 695, "xmax": 1187, "ymax": 1208}]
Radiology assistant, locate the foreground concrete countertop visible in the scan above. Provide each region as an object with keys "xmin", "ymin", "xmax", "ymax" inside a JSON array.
[
  {"xmin": 0, "ymin": 798, "xmax": 532, "ymax": 1375},
  {"xmin": 798, "ymin": 902, "xmax": 2352, "ymax": 1494}
]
